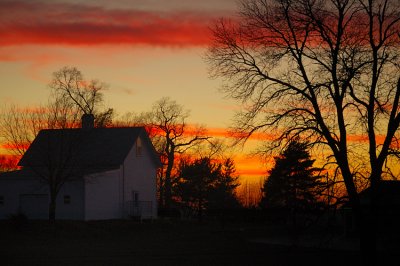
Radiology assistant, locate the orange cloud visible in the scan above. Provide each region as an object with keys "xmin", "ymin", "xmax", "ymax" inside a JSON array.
[
  {"xmin": 236, "ymin": 168, "xmax": 266, "ymax": 178},
  {"xmin": 1, "ymin": 142, "xmax": 31, "ymax": 151},
  {"xmin": 202, "ymin": 127, "xmax": 277, "ymax": 141},
  {"xmin": 0, "ymin": 1, "xmax": 219, "ymax": 47}
]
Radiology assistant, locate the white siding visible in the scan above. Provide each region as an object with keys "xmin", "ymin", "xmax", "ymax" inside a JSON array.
[
  {"xmin": 123, "ymin": 135, "xmax": 158, "ymax": 218},
  {"xmin": 84, "ymin": 169, "xmax": 121, "ymax": 220},
  {"xmin": 0, "ymin": 178, "xmax": 47, "ymax": 219},
  {"xmin": 0, "ymin": 177, "xmax": 84, "ymax": 220},
  {"xmin": 56, "ymin": 180, "xmax": 84, "ymax": 220},
  {"xmin": 20, "ymin": 194, "xmax": 48, "ymax": 219}
]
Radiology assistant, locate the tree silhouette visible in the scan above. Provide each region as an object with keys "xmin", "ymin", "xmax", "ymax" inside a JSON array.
[
  {"xmin": 147, "ymin": 98, "xmax": 209, "ymax": 209},
  {"xmin": 260, "ymin": 140, "xmax": 324, "ymax": 226},
  {"xmin": 177, "ymin": 157, "xmax": 240, "ymax": 221},
  {"xmin": 50, "ymin": 66, "xmax": 113, "ymax": 127},
  {"xmin": 0, "ymin": 66, "xmax": 113, "ymax": 159},
  {"xmin": 206, "ymin": 0, "xmax": 400, "ymax": 262},
  {"xmin": 208, "ymin": 158, "xmax": 241, "ymax": 210}
]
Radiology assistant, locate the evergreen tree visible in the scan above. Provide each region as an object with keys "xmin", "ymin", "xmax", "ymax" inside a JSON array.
[
  {"xmin": 260, "ymin": 140, "xmax": 324, "ymax": 213},
  {"xmin": 208, "ymin": 158, "xmax": 240, "ymax": 210},
  {"xmin": 177, "ymin": 157, "xmax": 240, "ymax": 220}
]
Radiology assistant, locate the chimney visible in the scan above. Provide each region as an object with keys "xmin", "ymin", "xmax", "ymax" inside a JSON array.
[{"xmin": 81, "ymin": 113, "xmax": 95, "ymax": 129}]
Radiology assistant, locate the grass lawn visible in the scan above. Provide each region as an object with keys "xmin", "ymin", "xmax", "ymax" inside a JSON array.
[{"xmin": 0, "ymin": 218, "xmax": 392, "ymax": 265}]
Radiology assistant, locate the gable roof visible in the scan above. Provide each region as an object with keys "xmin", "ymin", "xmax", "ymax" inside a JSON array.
[
  {"xmin": 19, "ymin": 127, "xmax": 160, "ymax": 173},
  {"xmin": 359, "ymin": 181, "xmax": 400, "ymax": 205},
  {"xmin": 0, "ymin": 169, "xmax": 39, "ymax": 180}
]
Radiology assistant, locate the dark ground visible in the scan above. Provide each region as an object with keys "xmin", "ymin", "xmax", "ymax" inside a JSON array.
[{"xmin": 1, "ymin": 219, "xmax": 398, "ymax": 266}]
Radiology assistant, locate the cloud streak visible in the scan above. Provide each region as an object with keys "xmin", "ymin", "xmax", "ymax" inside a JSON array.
[{"xmin": 0, "ymin": 1, "xmax": 222, "ymax": 47}]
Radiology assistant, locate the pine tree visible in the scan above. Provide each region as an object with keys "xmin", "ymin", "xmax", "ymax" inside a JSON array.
[
  {"xmin": 260, "ymin": 140, "xmax": 324, "ymax": 213},
  {"xmin": 208, "ymin": 158, "xmax": 240, "ymax": 210},
  {"xmin": 177, "ymin": 157, "xmax": 240, "ymax": 220}
]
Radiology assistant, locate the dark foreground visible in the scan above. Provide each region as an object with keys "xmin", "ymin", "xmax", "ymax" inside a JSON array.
[{"xmin": 1, "ymin": 219, "xmax": 397, "ymax": 266}]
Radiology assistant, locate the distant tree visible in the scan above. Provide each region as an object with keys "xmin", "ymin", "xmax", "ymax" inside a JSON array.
[
  {"xmin": 147, "ymin": 97, "xmax": 209, "ymax": 209},
  {"xmin": 236, "ymin": 180, "xmax": 263, "ymax": 208},
  {"xmin": 177, "ymin": 157, "xmax": 240, "ymax": 220},
  {"xmin": 0, "ymin": 105, "xmax": 50, "ymax": 157},
  {"xmin": 208, "ymin": 158, "xmax": 241, "ymax": 210},
  {"xmin": 49, "ymin": 66, "xmax": 114, "ymax": 127},
  {"xmin": 260, "ymin": 140, "xmax": 324, "ymax": 213},
  {"xmin": 0, "ymin": 66, "xmax": 113, "ymax": 159},
  {"xmin": 0, "ymin": 66, "xmax": 112, "ymax": 153}
]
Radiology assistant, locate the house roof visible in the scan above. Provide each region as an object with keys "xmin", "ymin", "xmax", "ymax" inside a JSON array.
[
  {"xmin": 341, "ymin": 181, "xmax": 400, "ymax": 209},
  {"xmin": 0, "ymin": 169, "xmax": 38, "ymax": 180},
  {"xmin": 359, "ymin": 181, "xmax": 400, "ymax": 202},
  {"xmin": 18, "ymin": 127, "xmax": 160, "ymax": 173}
]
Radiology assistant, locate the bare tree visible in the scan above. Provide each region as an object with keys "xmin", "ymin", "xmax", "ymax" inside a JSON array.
[
  {"xmin": 49, "ymin": 66, "xmax": 113, "ymax": 127},
  {"xmin": 0, "ymin": 105, "xmax": 48, "ymax": 157},
  {"xmin": 0, "ymin": 67, "xmax": 113, "ymax": 158},
  {"xmin": 0, "ymin": 96, "xmax": 82, "ymax": 160},
  {"xmin": 206, "ymin": 0, "xmax": 400, "ymax": 263},
  {"xmin": 148, "ymin": 97, "xmax": 210, "ymax": 209}
]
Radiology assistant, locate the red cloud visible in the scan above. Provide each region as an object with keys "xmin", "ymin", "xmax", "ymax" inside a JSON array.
[
  {"xmin": 0, "ymin": 154, "xmax": 21, "ymax": 170},
  {"xmin": 0, "ymin": 1, "xmax": 222, "ymax": 46},
  {"xmin": 1, "ymin": 142, "xmax": 31, "ymax": 151}
]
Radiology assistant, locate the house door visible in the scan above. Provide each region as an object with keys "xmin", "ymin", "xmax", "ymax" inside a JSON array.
[
  {"xmin": 132, "ymin": 191, "xmax": 139, "ymax": 206},
  {"xmin": 132, "ymin": 191, "xmax": 140, "ymax": 217},
  {"xmin": 20, "ymin": 194, "xmax": 48, "ymax": 219}
]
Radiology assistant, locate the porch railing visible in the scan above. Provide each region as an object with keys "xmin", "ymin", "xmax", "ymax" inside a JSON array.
[{"xmin": 124, "ymin": 201, "xmax": 153, "ymax": 220}]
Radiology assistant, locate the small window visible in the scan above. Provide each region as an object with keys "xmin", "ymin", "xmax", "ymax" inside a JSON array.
[
  {"xmin": 136, "ymin": 138, "xmax": 143, "ymax": 157},
  {"xmin": 0, "ymin": 196, "xmax": 4, "ymax": 205},
  {"xmin": 64, "ymin": 195, "xmax": 71, "ymax": 204}
]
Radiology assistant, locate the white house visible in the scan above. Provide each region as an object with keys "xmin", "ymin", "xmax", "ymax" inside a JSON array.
[{"xmin": 0, "ymin": 116, "xmax": 160, "ymax": 220}]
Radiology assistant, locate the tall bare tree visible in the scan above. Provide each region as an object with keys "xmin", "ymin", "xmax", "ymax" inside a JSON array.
[
  {"xmin": 50, "ymin": 66, "xmax": 114, "ymax": 127},
  {"xmin": 206, "ymin": 0, "xmax": 400, "ymax": 263},
  {"xmin": 148, "ymin": 97, "xmax": 210, "ymax": 209},
  {"xmin": 0, "ymin": 66, "xmax": 113, "ymax": 158}
]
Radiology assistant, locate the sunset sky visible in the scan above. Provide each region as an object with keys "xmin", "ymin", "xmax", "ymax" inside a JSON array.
[{"xmin": 0, "ymin": 0, "xmax": 267, "ymax": 182}]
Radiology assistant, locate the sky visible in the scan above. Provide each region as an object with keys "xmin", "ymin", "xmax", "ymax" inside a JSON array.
[{"xmin": 0, "ymin": 0, "xmax": 267, "ymax": 182}]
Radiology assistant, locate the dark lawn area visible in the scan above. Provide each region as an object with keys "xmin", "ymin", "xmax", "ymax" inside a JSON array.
[{"xmin": 0, "ymin": 219, "xmax": 396, "ymax": 266}]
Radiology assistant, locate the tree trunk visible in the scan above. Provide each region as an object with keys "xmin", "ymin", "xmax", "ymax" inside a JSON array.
[
  {"xmin": 351, "ymin": 176, "xmax": 378, "ymax": 266},
  {"xmin": 164, "ymin": 152, "xmax": 174, "ymax": 209},
  {"xmin": 158, "ymin": 175, "xmax": 164, "ymax": 208},
  {"xmin": 354, "ymin": 206, "xmax": 377, "ymax": 266},
  {"xmin": 49, "ymin": 196, "xmax": 56, "ymax": 223},
  {"xmin": 340, "ymin": 163, "xmax": 378, "ymax": 265},
  {"xmin": 164, "ymin": 174, "xmax": 171, "ymax": 209}
]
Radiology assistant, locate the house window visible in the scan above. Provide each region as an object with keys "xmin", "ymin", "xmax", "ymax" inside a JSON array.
[
  {"xmin": 136, "ymin": 138, "xmax": 143, "ymax": 157},
  {"xmin": 0, "ymin": 196, "xmax": 4, "ymax": 205},
  {"xmin": 64, "ymin": 195, "xmax": 71, "ymax": 204}
]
